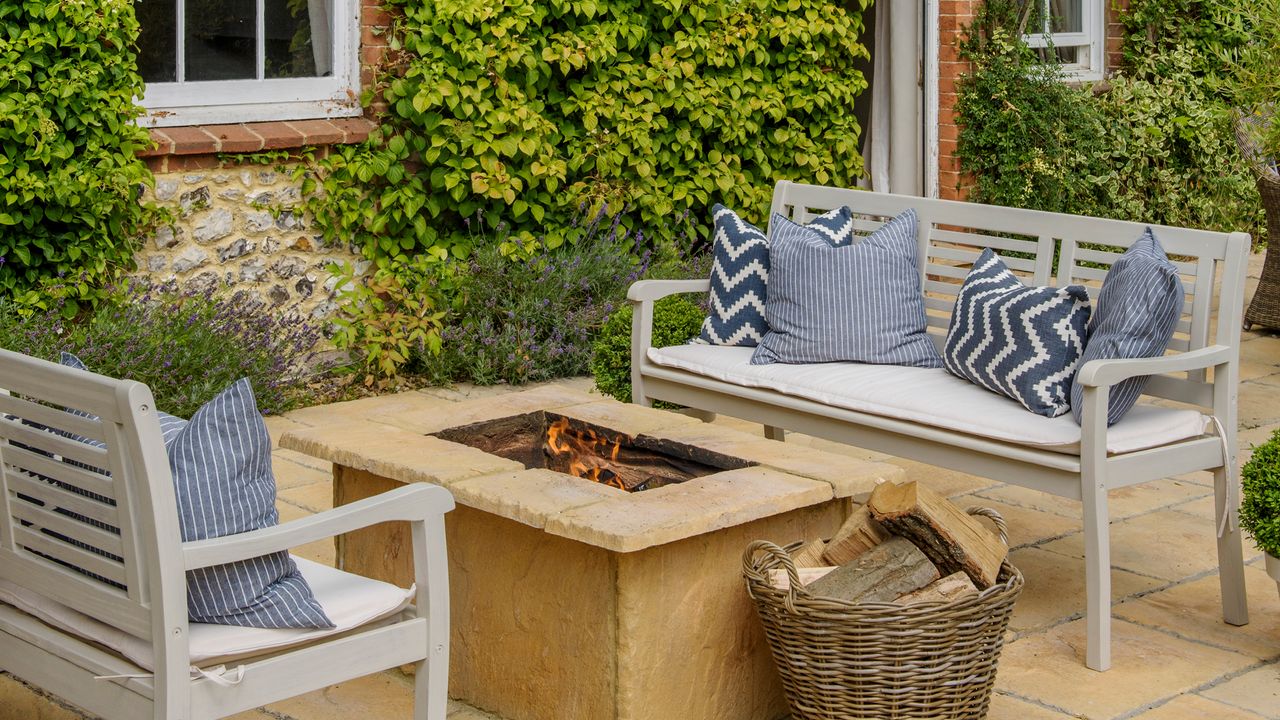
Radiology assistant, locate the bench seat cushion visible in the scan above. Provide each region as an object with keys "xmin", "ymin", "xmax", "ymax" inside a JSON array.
[
  {"xmin": 649, "ymin": 345, "xmax": 1207, "ymax": 455},
  {"xmin": 0, "ymin": 556, "xmax": 413, "ymax": 671}
]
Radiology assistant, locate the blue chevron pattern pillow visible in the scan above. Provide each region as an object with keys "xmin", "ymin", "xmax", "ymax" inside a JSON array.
[
  {"xmin": 696, "ymin": 205, "xmax": 860, "ymax": 346},
  {"xmin": 806, "ymin": 206, "xmax": 857, "ymax": 246},
  {"xmin": 944, "ymin": 249, "xmax": 1091, "ymax": 417},
  {"xmin": 1070, "ymin": 229, "xmax": 1183, "ymax": 426},
  {"xmin": 697, "ymin": 205, "xmax": 771, "ymax": 346}
]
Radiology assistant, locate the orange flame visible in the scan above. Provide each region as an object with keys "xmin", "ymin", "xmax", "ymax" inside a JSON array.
[{"xmin": 546, "ymin": 418, "xmax": 625, "ymax": 489}]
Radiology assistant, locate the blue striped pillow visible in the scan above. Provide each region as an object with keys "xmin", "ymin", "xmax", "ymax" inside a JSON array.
[
  {"xmin": 1070, "ymin": 229, "xmax": 1183, "ymax": 425},
  {"xmin": 944, "ymin": 249, "xmax": 1091, "ymax": 417},
  {"xmin": 169, "ymin": 379, "xmax": 332, "ymax": 629},
  {"xmin": 751, "ymin": 209, "xmax": 942, "ymax": 368}
]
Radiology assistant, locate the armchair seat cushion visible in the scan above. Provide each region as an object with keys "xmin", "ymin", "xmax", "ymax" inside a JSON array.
[
  {"xmin": 649, "ymin": 345, "xmax": 1207, "ymax": 454},
  {"xmin": 0, "ymin": 556, "xmax": 414, "ymax": 670}
]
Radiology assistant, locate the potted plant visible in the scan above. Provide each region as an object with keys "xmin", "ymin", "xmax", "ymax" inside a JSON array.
[{"xmin": 1240, "ymin": 428, "xmax": 1280, "ymax": 596}]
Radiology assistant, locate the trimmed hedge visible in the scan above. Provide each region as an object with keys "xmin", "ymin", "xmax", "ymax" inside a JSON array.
[
  {"xmin": 591, "ymin": 295, "xmax": 705, "ymax": 404},
  {"xmin": 307, "ymin": 0, "xmax": 871, "ymax": 267}
]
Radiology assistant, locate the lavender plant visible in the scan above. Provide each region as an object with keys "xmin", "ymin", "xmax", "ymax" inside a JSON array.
[
  {"xmin": 0, "ymin": 282, "xmax": 325, "ymax": 417},
  {"xmin": 421, "ymin": 205, "xmax": 703, "ymax": 386}
]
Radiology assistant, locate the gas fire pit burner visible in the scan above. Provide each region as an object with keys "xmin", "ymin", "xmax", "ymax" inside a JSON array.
[{"xmin": 430, "ymin": 411, "xmax": 755, "ymax": 492}]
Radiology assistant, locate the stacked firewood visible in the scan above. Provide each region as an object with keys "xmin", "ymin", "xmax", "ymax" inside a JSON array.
[{"xmin": 770, "ymin": 480, "xmax": 1008, "ymax": 604}]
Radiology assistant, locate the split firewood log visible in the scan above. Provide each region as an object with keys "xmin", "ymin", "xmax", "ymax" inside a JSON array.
[
  {"xmin": 790, "ymin": 539, "xmax": 828, "ymax": 568},
  {"xmin": 768, "ymin": 566, "xmax": 839, "ymax": 590},
  {"xmin": 820, "ymin": 505, "xmax": 889, "ymax": 566},
  {"xmin": 867, "ymin": 480, "xmax": 1006, "ymax": 589},
  {"xmin": 806, "ymin": 537, "xmax": 939, "ymax": 603},
  {"xmin": 896, "ymin": 571, "xmax": 979, "ymax": 604}
]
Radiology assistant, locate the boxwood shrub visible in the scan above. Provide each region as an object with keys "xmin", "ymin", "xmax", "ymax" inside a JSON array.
[
  {"xmin": 1241, "ymin": 429, "xmax": 1280, "ymax": 558},
  {"xmin": 591, "ymin": 296, "xmax": 706, "ymax": 404}
]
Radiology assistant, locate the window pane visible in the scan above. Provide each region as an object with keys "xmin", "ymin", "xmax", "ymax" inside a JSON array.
[
  {"xmin": 185, "ymin": 0, "xmax": 257, "ymax": 81},
  {"xmin": 1049, "ymin": 0, "xmax": 1083, "ymax": 33},
  {"xmin": 266, "ymin": 0, "xmax": 334, "ymax": 78},
  {"xmin": 136, "ymin": 0, "xmax": 178, "ymax": 82}
]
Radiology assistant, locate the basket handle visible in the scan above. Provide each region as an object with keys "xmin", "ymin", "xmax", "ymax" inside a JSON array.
[
  {"xmin": 966, "ymin": 506, "xmax": 1009, "ymax": 545},
  {"xmin": 743, "ymin": 540, "xmax": 808, "ymax": 614}
]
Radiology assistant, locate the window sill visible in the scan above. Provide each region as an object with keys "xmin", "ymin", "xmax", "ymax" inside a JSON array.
[{"xmin": 140, "ymin": 118, "xmax": 376, "ymax": 157}]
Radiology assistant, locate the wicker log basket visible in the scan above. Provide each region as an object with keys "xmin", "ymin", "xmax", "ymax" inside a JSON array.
[
  {"xmin": 743, "ymin": 508, "xmax": 1023, "ymax": 720},
  {"xmin": 1235, "ymin": 109, "xmax": 1280, "ymax": 331}
]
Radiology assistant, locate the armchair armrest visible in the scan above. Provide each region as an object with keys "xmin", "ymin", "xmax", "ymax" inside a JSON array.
[
  {"xmin": 1075, "ymin": 345, "xmax": 1233, "ymax": 388},
  {"xmin": 182, "ymin": 484, "xmax": 455, "ymax": 570},
  {"xmin": 627, "ymin": 279, "xmax": 710, "ymax": 302}
]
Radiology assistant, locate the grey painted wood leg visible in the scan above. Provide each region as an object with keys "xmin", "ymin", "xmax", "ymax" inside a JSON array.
[
  {"xmin": 1214, "ymin": 466, "xmax": 1250, "ymax": 627},
  {"xmin": 763, "ymin": 425, "xmax": 786, "ymax": 442},
  {"xmin": 1081, "ymin": 476, "xmax": 1112, "ymax": 672}
]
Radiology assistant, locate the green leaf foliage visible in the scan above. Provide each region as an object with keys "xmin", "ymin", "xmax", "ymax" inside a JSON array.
[
  {"xmin": 955, "ymin": 0, "xmax": 1265, "ymax": 244},
  {"xmin": 305, "ymin": 0, "xmax": 870, "ymax": 268},
  {"xmin": 590, "ymin": 295, "xmax": 705, "ymax": 404},
  {"xmin": 0, "ymin": 0, "xmax": 162, "ymax": 304},
  {"xmin": 1241, "ymin": 428, "xmax": 1280, "ymax": 557}
]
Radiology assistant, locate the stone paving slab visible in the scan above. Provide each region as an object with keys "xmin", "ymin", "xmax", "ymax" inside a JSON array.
[
  {"xmin": 1115, "ymin": 564, "xmax": 1280, "ymax": 660},
  {"xmin": 995, "ymin": 618, "xmax": 1254, "ymax": 719}
]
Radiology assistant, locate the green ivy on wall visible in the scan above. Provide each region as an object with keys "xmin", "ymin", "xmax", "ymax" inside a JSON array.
[
  {"xmin": 955, "ymin": 0, "xmax": 1265, "ymax": 243},
  {"xmin": 304, "ymin": 0, "xmax": 871, "ymax": 268},
  {"xmin": 0, "ymin": 0, "xmax": 161, "ymax": 312}
]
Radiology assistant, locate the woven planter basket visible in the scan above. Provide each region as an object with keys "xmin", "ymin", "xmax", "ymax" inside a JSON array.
[
  {"xmin": 743, "ymin": 508, "xmax": 1023, "ymax": 720},
  {"xmin": 1235, "ymin": 109, "xmax": 1280, "ymax": 330}
]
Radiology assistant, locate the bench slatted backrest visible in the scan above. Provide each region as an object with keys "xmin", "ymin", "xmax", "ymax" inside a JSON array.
[
  {"xmin": 0, "ymin": 349, "xmax": 181, "ymax": 641},
  {"xmin": 768, "ymin": 182, "xmax": 1250, "ymax": 407}
]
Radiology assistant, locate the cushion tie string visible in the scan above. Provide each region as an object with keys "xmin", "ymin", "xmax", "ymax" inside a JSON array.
[
  {"xmin": 95, "ymin": 664, "xmax": 245, "ymax": 687},
  {"xmin": 1209, "ymin": 415, "xmax": 1237, "ymax": 539}
]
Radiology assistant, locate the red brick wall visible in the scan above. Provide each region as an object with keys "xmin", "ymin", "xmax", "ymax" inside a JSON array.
[{"xmin": 937, "ymin": 0, "xmax": 976, "ymax": 201}]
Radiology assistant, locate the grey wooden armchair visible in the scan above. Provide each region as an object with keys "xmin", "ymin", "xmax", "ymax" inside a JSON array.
[{"xmin": 0, "ymin": 348, "xmax": 454, "ymax": 720}]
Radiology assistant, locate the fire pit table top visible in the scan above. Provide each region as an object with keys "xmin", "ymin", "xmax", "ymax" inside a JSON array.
[{"xmin": 280, "ymin": 384, "xmax": 900, "ymax": 552}]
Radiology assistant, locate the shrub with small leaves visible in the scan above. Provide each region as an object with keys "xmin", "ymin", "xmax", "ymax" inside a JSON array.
[
  {"xmin": 590, "ymin": 296, "xmax": 705, "ymax": 404},
  {"xmin": 1241, "ymin": 428, "xmax": 1280, "ymax": 558},
  {"xmin": 304, "ymin": 0, "xmax": 870, "ymax": 270},
  {"xmin": 0, "ymin": 283, "xmax": 326, "ymax": 417},
  {"xmin": 0, "ymin": 0, "xmax": 162, "ymax": 311},
  {"xmin": 328, "ymin": 259, "xmax": 447, "ymax": 384}
]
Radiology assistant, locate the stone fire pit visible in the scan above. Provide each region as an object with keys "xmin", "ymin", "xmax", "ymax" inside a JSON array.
[{"xmin": 281, "ymin": 385, "xmax": 900, "ymax": 720}]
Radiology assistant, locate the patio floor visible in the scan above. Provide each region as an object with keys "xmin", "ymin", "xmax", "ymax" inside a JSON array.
[{"xmin": 2, "ymin": 258, "xmax": 1278, "ymax": 719}]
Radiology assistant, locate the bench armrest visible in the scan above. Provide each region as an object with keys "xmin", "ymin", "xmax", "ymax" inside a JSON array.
[
  {"xmin": 181, "ymin": 484, "xmax": 455, "ymax": 570},
  {"xmin": 627, "ymin": 279, "xmax": 710, "ymax": 302},
  {"xmin": 1075, "ymin": 345, "xmax": 1233, "ymax": 388}
]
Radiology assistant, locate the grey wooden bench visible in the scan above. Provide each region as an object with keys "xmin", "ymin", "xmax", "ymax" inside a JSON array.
[{"xmin": 628, "ymin": 181, "xmax": 1252, "ymax": 671}]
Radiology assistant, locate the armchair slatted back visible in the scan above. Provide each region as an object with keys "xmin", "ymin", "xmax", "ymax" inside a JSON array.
[
  {"xmin": 0, "ymin": 349, "xmax": 183, "ymax": 642},
  {"xmin": 768, "ymin": 182, "xmax": 1251, "ymax": 408}
]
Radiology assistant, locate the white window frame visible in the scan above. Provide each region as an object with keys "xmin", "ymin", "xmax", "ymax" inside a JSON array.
[
  {"xmin": 1022, "ymin": 0, "xmax": 1106, "ymax": 82},
  {"xmin": 139, "ymin": 0, "xmax": 363, "ymax": 128}
]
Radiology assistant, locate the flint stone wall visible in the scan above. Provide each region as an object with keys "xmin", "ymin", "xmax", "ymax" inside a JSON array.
[{"xmin": 139, "ymin": 163, "xmax": 365, "ymax": 317}]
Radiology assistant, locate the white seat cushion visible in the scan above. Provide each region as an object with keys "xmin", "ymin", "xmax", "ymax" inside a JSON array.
[
  {"xmin": 648, "ymin": 345, "xmax": 1208, "ymax": 454},
  {"xmin": 0, "ymin": 556, "xmax": 414, "ymax": 670}
]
